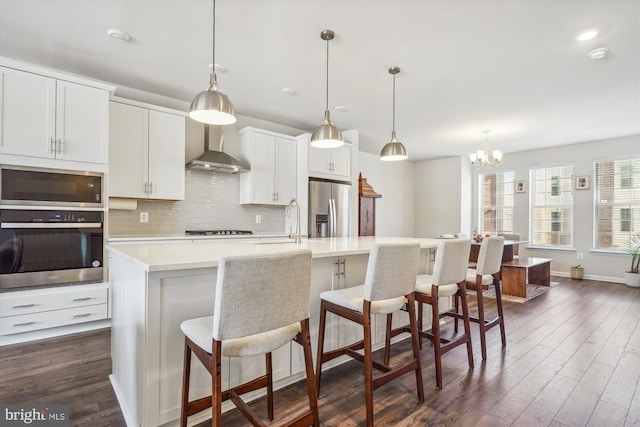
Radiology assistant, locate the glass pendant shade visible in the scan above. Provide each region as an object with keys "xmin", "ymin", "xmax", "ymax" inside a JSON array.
[
  {"xmin": 380, "ymin": 130, "xmax": 408, "ymax": 161},
  {"xmin": 310, "ymin": 110, "xmax": 343, "ymax": 148}
]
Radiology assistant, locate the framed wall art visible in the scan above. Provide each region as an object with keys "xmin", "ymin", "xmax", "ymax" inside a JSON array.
[
  {"xmin": 576, "ymin": 175, "xmax": 590, "ymax": 190},
  {"xmin": 515, "ymin": 180, "xmax": 526, "ymax": 193}
]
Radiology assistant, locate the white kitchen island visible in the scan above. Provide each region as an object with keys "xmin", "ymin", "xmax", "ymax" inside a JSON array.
[{"xmin": 107, "ymin": 236, "xmax": 439, "ymax": 427}]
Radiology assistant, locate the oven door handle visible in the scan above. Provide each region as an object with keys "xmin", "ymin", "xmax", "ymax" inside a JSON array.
[{"xmin": 1, "ymin": 223, "xmax": 102, "ymax": 229}]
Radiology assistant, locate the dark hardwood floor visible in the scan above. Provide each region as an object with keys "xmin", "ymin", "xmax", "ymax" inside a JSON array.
[{"xmin": 1, "ymin": 276, "xmax": 639, "ymax": 427}]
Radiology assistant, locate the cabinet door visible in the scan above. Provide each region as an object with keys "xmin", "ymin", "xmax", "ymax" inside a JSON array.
[
  {"xmin": 55, "ymin": 80, "xmax": 109, "ymax": 164},
  {"xmin": 330, "ymin": 144, "xmax": 351, "ymax": 180},
  {"xmin": 0, "ymin": 67, "xmax": 56, "ymax": 158},
  {"xmin": 148, "ymin": 110, "xmax": 185, "ymax": 200},
  {"xmin": 308, "ymin": 145, "xmax": 332, "ymax": 175},
  {"xmin": 109, "ymin": 102, "xmax": 148, "ymax": 198},
  {"xmin": 274, "ymin": 137, "xmax": 297, "ymax": 205},
  {"xmin": 242, "ymin": 132, "xmax": 276, "ymax": 205}
]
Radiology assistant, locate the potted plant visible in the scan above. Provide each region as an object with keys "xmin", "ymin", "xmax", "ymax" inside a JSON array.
[{"xmin": 624, "ymin": 232, "xmax": 640, "ymax": 287}]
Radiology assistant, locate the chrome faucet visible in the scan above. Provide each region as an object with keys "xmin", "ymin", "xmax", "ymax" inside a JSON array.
[{"xmin": 286, "ymin": 198, "xmax": 301, "ymax": 243}]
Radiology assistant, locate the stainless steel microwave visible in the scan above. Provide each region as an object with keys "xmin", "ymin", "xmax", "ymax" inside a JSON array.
[{"xmin": 0, "ymin": 166, "xmax": 103, "ymax": 207}]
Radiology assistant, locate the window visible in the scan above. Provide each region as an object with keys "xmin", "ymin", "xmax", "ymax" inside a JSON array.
[
  {"xmin": 594, "ymin": 159, "xmax": 640, "ymax": 249},
  {"xmin": 551, "ymin": 176, "xmax": 560, "ymax": 196},
  {"xmin": 530, "ymin": 164, "xmax": 573, "ymax": 247},
  {"xmin": 551, "ymin": 211, "xmax": 561, "ymax": 232},
  {"xmin": 478, "ymin": 170, "xmax": 514, "ymax": 235},
  {"xmin": 621, "ymin": 208, "xmax": 631, "ymax": 232}
]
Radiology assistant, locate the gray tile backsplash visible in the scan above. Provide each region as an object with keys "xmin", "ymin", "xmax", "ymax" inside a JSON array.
[{"xmin": 108, "ymin": 169, "xmax": 285, "ymax": 236}]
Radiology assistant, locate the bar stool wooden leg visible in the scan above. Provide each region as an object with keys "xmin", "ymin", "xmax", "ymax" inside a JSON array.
[
  {"xmin": 475, "ymin": 275, "xmax": 488, "ymax": 360},
  {"xmin": 180, "ymin": 341, "xmax": 191, "ymax": 427},
  {"xmin": 493, "ymin": 274, "xmax": 507, "ymax": 347},
  {"xmin": 416, "ymin": 301, "xmax": 423, "ymax": 349},
  {"xmin": 458, "ymin": 281, "xmax": 474, "ymax": 370},
  {"xmin": 363, "ymin": 301, "xmax": 375, "ymax": 427},
  {"xmin": 406, "ymin": 294, "xmax": 425, "ymax": 402},
  {"xmin": 315, "ymin": 300, "xmax": 328, "ymax": 395},
  {"xmin": 384, "ymin": 313, "xmax": 393, "ymax": 366},
  {"xmin": 266, "ymin": 352, "xmax": 274, "ymax": 421},
  {"xmin": 430, "ymin": 285, "xmax": 443, "ymax": 389},
  {"xmin": 212, "ymin": 340, "xmax": 223, "ymax": 427},
  {"xmin": 299, "ymin": 318, "xmax": 320, "ymax": 427}
]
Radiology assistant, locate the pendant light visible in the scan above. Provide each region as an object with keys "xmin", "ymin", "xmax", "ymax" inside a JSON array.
[
  {"xmin": 380, "ymin": 67, "xmax": 408, "ymax": 161},
  {"xmin": 310, "ymin": 30, "xmax": 343, "ymax": 148},
  {"xmin": 189, "ymin": 0, "xmax": 236, "ymax": 125}
]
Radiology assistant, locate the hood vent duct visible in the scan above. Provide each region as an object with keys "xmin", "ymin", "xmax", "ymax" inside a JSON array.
[{"xmin": 188, "ymin": 125, "xmax": 249, "ymax": 173}]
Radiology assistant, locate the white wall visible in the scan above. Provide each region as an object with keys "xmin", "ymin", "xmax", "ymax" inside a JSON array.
[
  {"xmin": 358, "ymin": 152, "xmax": 415, "ymax": 237},
  {"xmin": 471, "ymin": 134, "xmax": 640, "ymax": 282},
  {"xmin": 414, "ymin": 156, "xmax": 471, "ymax": 238}
]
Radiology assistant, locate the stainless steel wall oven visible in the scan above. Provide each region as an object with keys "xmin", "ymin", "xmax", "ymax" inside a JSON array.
[{"xmin": 0, "ymin": 209, "xmax": 104, "ymax": 290}]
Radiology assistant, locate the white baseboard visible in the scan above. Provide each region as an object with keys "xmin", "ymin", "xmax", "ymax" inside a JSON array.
[
  {"xmin": 551, "ymin": 271, "xmax": 625, "ymax": 284},
  {"xmin": 0, "ymin": 319, "xmax": 111, "ymax": 346}
]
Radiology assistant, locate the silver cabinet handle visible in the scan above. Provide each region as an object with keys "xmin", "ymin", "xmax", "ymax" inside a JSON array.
[
  {"xmin": 340, "ymin": 259, "xmax": 346, "ymax": 277},
  {"xmin": 13, "ymin": 322, "xmax": 35, "ymax": 327},
  {"xmin": 73, "ymin": 313, "xmax": 92, "ymax": 318},
  {"xmin": 57, "ymin": 139, "xmax": 63, "ymax": 154},
  {"xmin": 72, "ymin": 297, "xmax": 92, "ymax": 302},
  {"xmin": 149, "ymin": 182, "xmax": 153, "ymax": 195},
  {"xmin": 144, "ymin": 182, "xmax": 149, "ymax": 195},
  {"xmin": 50, "ymin": 138, "xmax": 56, "ymax": 153},
  {"xmin": 12, "ymin": 304, "xmax": 36, "ymax": 309}
]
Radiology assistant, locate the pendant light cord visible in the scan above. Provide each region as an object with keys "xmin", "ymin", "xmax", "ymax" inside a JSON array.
[
  {"xmin": 325, "ymin": 36, "xmax": 329, "ymax": 112},
  {"xmin": 212, "ymin": 0, "xmax": 216, "ymax": 70},
  {"xmin": 392, "ymin": 72, "xmax": 396, "ymax": 132}
]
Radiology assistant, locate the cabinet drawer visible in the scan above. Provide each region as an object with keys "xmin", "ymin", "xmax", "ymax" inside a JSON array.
[
  {"xmin": 0, "ymin": 304, "xmax": 108, "ymax": 335},
  {"xmin": 0, "ymin": 287, "xmax": 108, "ymax": 317}
]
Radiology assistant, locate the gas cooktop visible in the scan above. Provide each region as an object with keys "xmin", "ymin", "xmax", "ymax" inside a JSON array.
[{"xmin": 185, "ymin": 230, "xmax": 253, "ymax": 236}]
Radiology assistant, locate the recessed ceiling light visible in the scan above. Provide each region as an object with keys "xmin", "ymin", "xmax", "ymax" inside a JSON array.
[
  {"xmin": 588, "ymin": 47, "xmax": 608, "ymax": 59},
  {"xmin": 208, "ymin": 63, "xmax": 227, "ymax": 73},
  {"xmin": 334, "ymin": 106, "xmax": 348, "ymax": 112},
  {"xmin": 281, "ymin": 88, "xmax": 296, "ymax": 95},
  {"xmin": 107, "ymin": 29, "xmax": 131, "ymax": 42},
  {"xmin": 575, "ymin": 28, "xmax": 599, "ymax": 41}
]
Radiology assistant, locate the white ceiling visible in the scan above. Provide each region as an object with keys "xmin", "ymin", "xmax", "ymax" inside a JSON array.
[{"xmin": 1, "ymin": 0, "xmax": 638, "ymax": 161}]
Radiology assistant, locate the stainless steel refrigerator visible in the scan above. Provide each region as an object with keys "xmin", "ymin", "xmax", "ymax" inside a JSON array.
[{"xmin": 308, "ymin": 179, "xmax": 351, "ymax": 238}]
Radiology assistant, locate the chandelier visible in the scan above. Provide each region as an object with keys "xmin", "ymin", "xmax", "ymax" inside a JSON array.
[{"xmin": 470, "ymin": 130, "xmax": 502, "ymax": 166}]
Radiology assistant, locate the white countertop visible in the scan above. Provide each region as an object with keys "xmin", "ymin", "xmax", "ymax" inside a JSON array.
[
  {"xmin": 107, "ymin": 236, "xmax": 440, "ymax": 272},
  {"xmin": 107, "ymin": 232, "xmax": 288, "ymax": 243}
]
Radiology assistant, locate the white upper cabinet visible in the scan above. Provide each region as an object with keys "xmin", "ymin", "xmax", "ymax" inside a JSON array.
[
  {"xmin": 308, "ymin": 142, "xmax": 351, "ymax": 181},
  {"xmin": 0, "ymin": 66, "xmax": 109, "ymax": 164},
  {"xmin": 239, "ymin": 127, "xmax": 297, "ymax": 205},
  {"xmin": 109, "ymin": 100, "xmax": 185, "ymax": 200}
]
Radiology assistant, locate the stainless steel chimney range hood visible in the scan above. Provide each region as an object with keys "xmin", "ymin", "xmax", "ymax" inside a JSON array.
[{"xmin": 188, "ymin": 125, "xmax": 249, "ymax": 173}]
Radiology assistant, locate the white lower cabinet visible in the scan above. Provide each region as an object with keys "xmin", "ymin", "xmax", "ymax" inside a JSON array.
[{"xmin": 0, "ymin": 284, "xmax": 109, "ymax": 336}]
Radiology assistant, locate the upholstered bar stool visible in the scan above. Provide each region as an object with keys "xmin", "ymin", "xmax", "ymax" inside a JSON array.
[
  {"xmin": 464, "ymin": 236, "xmax": 506, "ymax": 360},
  {"xmin": 409, "ymin": 239, "xmax": 474, "ymax": 389},
  {"xmin": 315, "ymin": 242, "xmax": 423, "ymax": 427},
  {"xmin": 180, "ymin": 249, "xmax": 319, "ymax": 427}
]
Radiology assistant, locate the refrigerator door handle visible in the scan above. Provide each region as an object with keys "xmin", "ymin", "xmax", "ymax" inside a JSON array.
[{"xmin": 330, "ymin": 198, "xmax": 337, "ymax": 236}]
